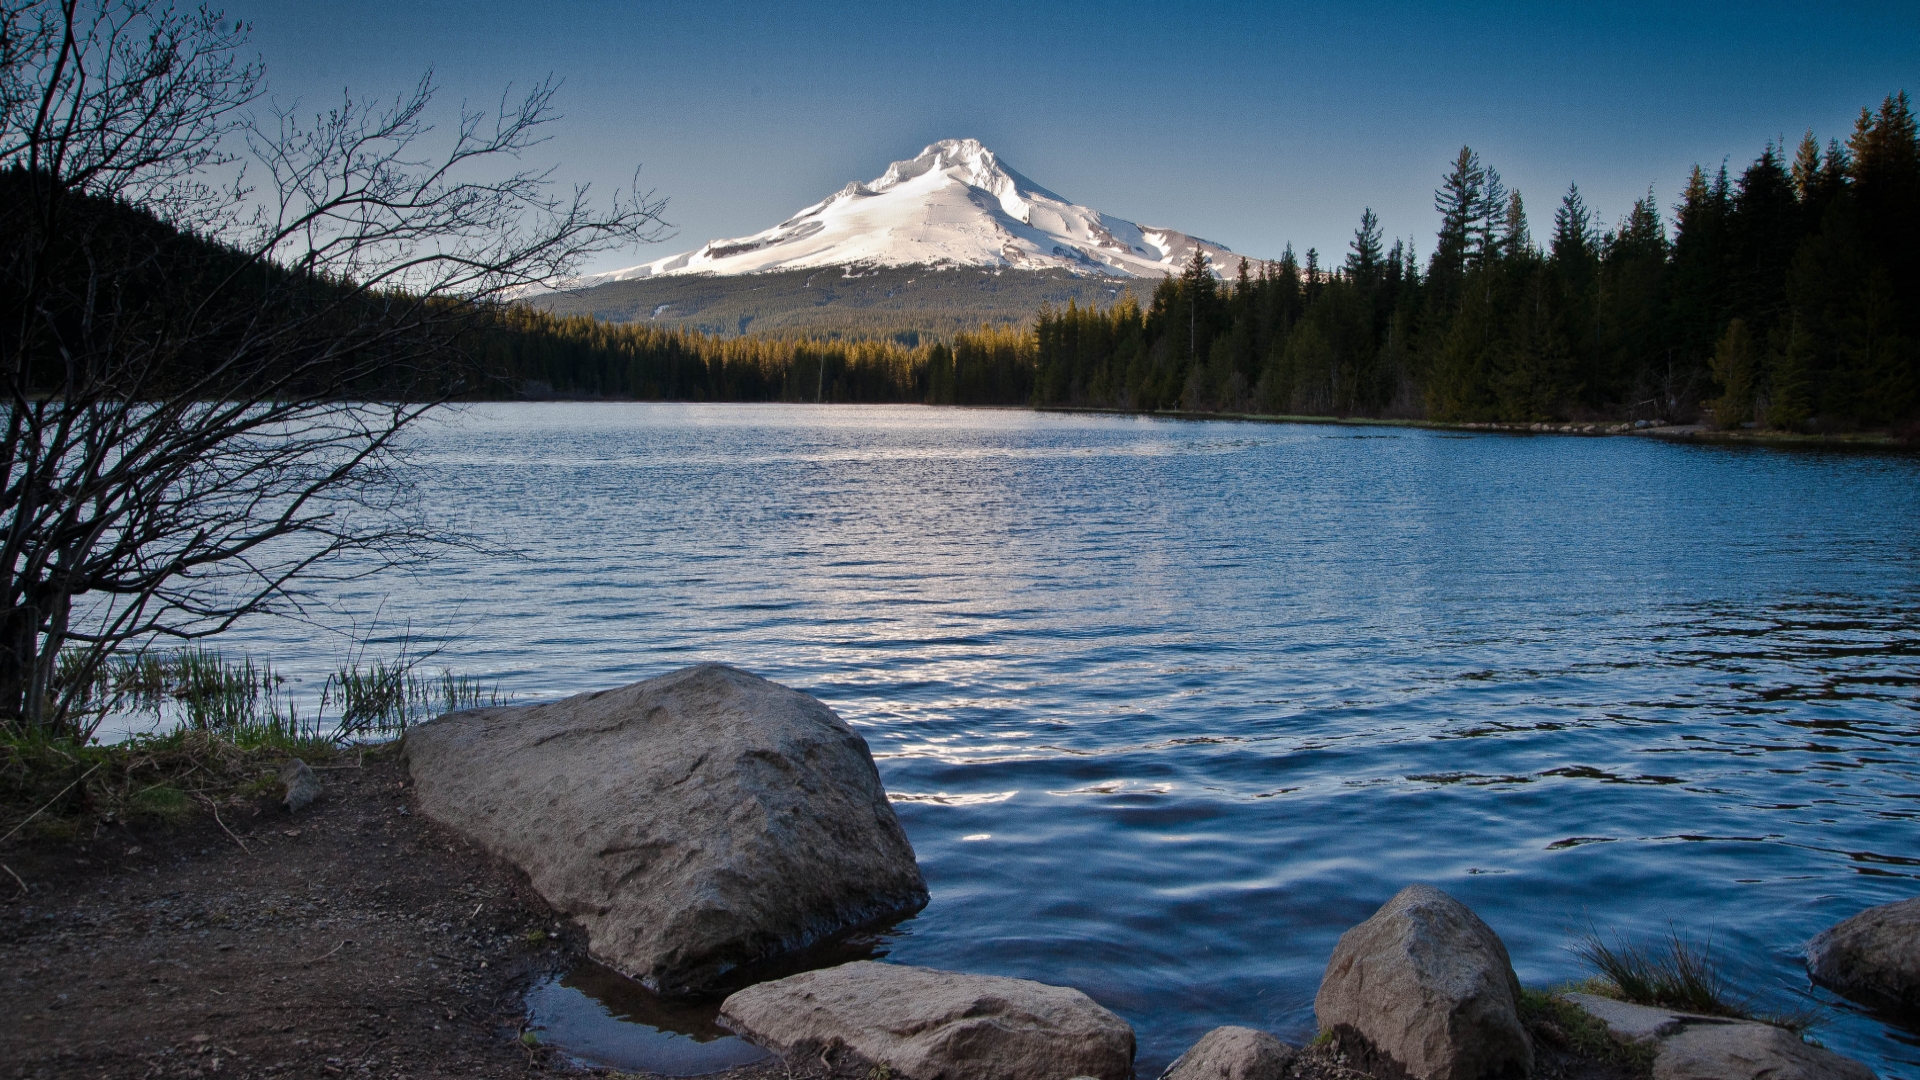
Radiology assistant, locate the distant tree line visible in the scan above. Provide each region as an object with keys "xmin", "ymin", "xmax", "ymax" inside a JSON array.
[
  {"xmin": 1032, "ymin": 93, "xmax": 1919, "ymax": 432},
  {"xmin": 478, "ymin": 308, "xmax": 1033, "ymax": 404}
]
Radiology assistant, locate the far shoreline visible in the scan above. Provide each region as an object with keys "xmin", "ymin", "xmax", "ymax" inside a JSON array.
[
  {"xmin": 1033, "ymin": 404, "xmax": 1917, "ymax": 452},
  {"xmin": 490, "ymin": 394, "xmax": 1919, "ymax": 454}
]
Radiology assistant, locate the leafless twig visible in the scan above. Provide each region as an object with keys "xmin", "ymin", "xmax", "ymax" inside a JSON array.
[
  {"xmin": 0, "ymin": 761, "xmax": 103, "ymax": 844},
  {"xmin": 196, "ymin": 793, "xmax": 253, "ymax": 856}
]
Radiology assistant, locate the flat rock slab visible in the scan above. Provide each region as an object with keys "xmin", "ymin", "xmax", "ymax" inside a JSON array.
[
  {"xmin": 1314, "ymin": 884, "xmax": 1532, "ymax": 1080},
  {"xmin": 1159, "ymin": 1026, "xmax": 1297, "ymax": 1080},
  {"xmin": 718, "ymin": 960, "xmax": 1136, "ymax": 1080},
  {"xmin": 1807, "ymin": 897, "xmax": 1920, "ymax": 1007},
  {"xmin": 1561, "ymin": 993, "xmax": 1709, "ymax": 1044},
  {"xmin": 404, "ymin": 663, "xmax": 928, "ymax": 994},
  {"xmin": 1564, "ymin": 994, "xmax": 1877, "ymax": 1080}
]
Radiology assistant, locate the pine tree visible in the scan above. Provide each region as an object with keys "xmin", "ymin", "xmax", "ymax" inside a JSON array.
[
  {"xmin": 1848, "ymin": 93, "xmax": 1919, "ymax": 333},
  {"xmin": 1432, "ymin": 147, "xmax": 1486, "ymax": 284},
  {"xmin": 1669, "ymin": 166, "xmax": 1732, "ymax": 382},
  {"xmin": 1347, "ymin": 208, "xmax": 1384, "ymax": 284},
  {"xmin": 1473, "ymin": 166, "xmax": 1509, "ymax": 266},
  {"xmin": 1550, "ymin": 184, "xmax": 1596, "ymax": 266},
  {"xmin": 1503, "ymin": 190, "xmax": 1532, "ymax": 258},
  {"xmin": 1706, "ymin": 318, "xmax": 1757, "ymax": 427}
]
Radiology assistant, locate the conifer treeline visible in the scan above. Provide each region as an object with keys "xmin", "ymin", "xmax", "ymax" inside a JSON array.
[
  {"xmin": 478, "ymin": 307, "xmax": 1032, "ymax": 404},
  {"xmin": 1033, "ymin": 92, "xmax": 1919, "ymax": 430}
]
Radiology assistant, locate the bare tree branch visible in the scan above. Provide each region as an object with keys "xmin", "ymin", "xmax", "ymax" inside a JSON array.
[{"xmin": 0, "ymin": 0, "xmax": 668, "ymax": 736}]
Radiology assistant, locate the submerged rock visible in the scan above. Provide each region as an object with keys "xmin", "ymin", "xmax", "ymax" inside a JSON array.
[
  {"xmin": 1313, "ymin": 883, "xmax": 1532, "ymax": 1080},
  {"xmin": 718, "ymin": 960, "xmax": 1135, "ymax": 1080},
  {"xmin": 279, "ymin": 758, "xmax": 322, "ymax": 812},
  {"xmin": 403, "ymin": 663, "xmax": 928, "ymax": 994},
  {"xmin": 1806, "ymin": 897, "xmax": 1920, "ymax": 1008},
  {"xmin": 1159, "ymin": 1026, "xmax": 1297, "ymax": 1080},
  {"xmin": 1564, "ymin": 993, "xmax": 1876, "ymax": 1080}
]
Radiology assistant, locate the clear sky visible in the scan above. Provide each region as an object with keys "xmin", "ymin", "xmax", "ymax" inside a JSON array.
[{"xmin": 241, "ymin": 0, "xmax": 1918, "ymax": 275}]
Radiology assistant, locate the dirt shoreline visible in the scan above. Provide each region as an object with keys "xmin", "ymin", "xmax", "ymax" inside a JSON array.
[
  {"xmin": 1, "ymin": 746, "xmax": 1643, "ymax": 1080},
  {"xmin": 0, "ymin": 749, "xmax": 840, "ymax": 1080}
]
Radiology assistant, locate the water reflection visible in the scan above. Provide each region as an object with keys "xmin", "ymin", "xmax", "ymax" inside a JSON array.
[{"xmin": 525, "ymin": 963, "xmax": 768, "ymax": 1076}]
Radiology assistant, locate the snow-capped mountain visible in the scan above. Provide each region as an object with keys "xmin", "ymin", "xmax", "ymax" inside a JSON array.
[{"xmin": 576, "ymin": 139, "xmax": 1264, "ymax": 285}]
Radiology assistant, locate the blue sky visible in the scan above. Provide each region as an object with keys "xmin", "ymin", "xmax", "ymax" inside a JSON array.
[{"xmin": 246, "ymin": 1, "xmax": 1917, "ymax": 275}]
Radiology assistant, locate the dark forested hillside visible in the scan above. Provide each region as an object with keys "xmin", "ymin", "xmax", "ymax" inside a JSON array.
[
  {"xmin": 1031, "ymin": 93, "xmax": 1919, "ymax": 433},
  {"xmin": 475, "ymin": 307, "xmax": 1033, "ymax": 404},
  {"xmin": 531, "ymin": 265, "xmax": 1137, "ymax": 342}
]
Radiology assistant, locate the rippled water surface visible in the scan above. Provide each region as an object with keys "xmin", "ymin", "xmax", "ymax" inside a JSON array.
[{"xmin": 221, "ymin": 404, "xmax": 1920, "ymax": 1076}]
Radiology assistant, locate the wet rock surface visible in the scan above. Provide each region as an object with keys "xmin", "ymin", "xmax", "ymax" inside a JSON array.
[
  {"xmin": 1564, "ymin": 993, "xmax": 1877, "ymax": 1080},
  {"xmin": 1159, "ymin": 1025, "xmax": 1298, "ymax": 1080},
  {"xmin": 1653, "ymin": 1022, "xmax": 1874, "ymax": 1080},
  {"xmin": 403, "ymin": 663, "xmax": 929, "ymax": 996},
  {"xmin": 718, "ymin": 959, "xmax": 1137, "ymax": 1080},
  {"xmin": 1314, "ymin": 884, "xmax": 1533, "ymax": 1080},
  {"xmin": 1806, "ymin": 897, "xmax": 1920, "ymax": 1008}
]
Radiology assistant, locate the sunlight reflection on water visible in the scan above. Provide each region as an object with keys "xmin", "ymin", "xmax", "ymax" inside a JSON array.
[{"xmin": 210, "ymin": 403, "xmax": 1920, "ymax": 1076}]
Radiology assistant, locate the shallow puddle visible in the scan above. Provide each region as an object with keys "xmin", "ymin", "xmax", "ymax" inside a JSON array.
[{"xmin": 524, "ymin": 962, "xmax": 770, "ymax": 1076}]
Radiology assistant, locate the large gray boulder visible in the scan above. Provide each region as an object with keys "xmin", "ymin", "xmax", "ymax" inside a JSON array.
[
  {"xmin": 1806, "ymin": 897, "xmax": 1920, "ymax": 1007},
  {"xmin": 403, "ymin": 663, "xmax": 928, "ymax": 995},
  {"xmin": 718, "ymin": 960, "xmax": 1135, "ymax": 1080},
  {"xmin": 1159, "ymin": 1026, "xmax": 1297, "ymax": 1080},
  {"xmin": 1563, "ymin": 993, "xmax": 1876, "ymax": 1080},
  {"xmin": 1314, "ymin": 884, "xmax": 1532, "ymax": 1080}
]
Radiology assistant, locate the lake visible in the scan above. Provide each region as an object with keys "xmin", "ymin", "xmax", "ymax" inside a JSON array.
[{"xmin": 211, "ymin": 403, "xmax": 1920, "ymax": 1077}]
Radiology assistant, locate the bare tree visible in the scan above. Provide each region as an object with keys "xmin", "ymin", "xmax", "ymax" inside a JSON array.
[{"xmin": 0, "ymin": 0, "xmax": 668, "ymax": 736}]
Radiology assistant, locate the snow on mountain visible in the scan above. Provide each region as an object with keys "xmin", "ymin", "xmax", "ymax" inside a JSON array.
[{"xmin": 574, "ymin": 139, "xmax": 1264, "ymax": 285}]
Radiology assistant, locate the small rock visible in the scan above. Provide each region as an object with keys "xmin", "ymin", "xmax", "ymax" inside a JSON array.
[
  {"xmin": 718, "ymin": 960, "xmax": 1135, "ymax": 1080},
  {"xmin": 279, "ymin": 759, "xmax": 322, "ymax": 812},
  {"xmin": 1653, "ymin": 1021, "xmax": 1875, "ymax": 1080},
  {"xmin": 1313, "ymin": 883, "xmax": 1531, "ymax": 1080},
  {"xmin": 1159, "ymin": 1026, "xmax": 1296, "ymax": 1080},
  {"xmin": 1806, "ymin": 897, "xmax": 1920, "ymax": 1007}
]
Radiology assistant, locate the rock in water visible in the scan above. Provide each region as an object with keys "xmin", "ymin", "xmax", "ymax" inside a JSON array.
[
  {"xmin": 1314, "ymin": 884, "xmax": 1532, "ymax": 1080},
  {"xmin": 402, "ymin": 664, "xmax": 928, "ymax": 994},
  {"xmin": 718, "ymin": 960, "xmax": 1135, "ymax": 1080},
  {"xmin": 1563, "ymin": 994, "xmax": 1877, "ymax": 1080},
  {"xmin": 1807, "ymin": 897, "xmax": 1920, "ymax": 1007},
  {"xmin": 1654, "ymin": 1023, "xmax": 1876, "ymax": 1080},
  {"xmin": 1159, "ymin": 1026, "xmax": 1297, "ymax": 1080},
  {"xmin": 279, "ymin": 758, "xmax": 322, "ymax": 812}
]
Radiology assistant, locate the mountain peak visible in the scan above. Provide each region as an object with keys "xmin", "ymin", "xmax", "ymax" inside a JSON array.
[{"xmin": 571, "ymin": 140, "xmax": 1263, "ymax": 286}]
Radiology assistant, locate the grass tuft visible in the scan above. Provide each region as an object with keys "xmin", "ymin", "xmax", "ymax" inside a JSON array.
[
  {"xmin": 1574, "ymin": 928, "xmax": 1823, "ymax": 1033},
  {"xmin": 48, "ymin": 644, "xmax": 508, "ymax": 747},
  {"xmin": 1576, "ymin": 928, "xmax": 1736, "ymax": 1017}
]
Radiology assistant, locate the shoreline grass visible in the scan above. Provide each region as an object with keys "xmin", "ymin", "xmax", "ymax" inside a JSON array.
[
  {"xmin": 1575, "ymin": 928, "xmax": 1823, "ymax": 1034},
  {"xmin": 3, "ymin": 647, "xmax": 508, "ymax": 842}
]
